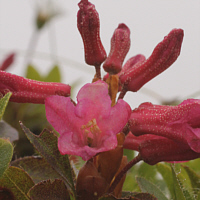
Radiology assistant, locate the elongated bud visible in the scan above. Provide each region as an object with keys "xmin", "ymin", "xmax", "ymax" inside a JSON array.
[
  {"xmin": 139, "ymin": 138, "xmax": 200, "ymax": 165},
  {"xmin": 77, "ymin": 0, "xmax": 107, "ymax": 66},
  {"xmin": 103, "ymin": 23, "xmax": 131, "ymax": 74},
  {"xmin": 0, "ymin": 53, "xmax": 15, "ymax": 71},
  {"xmin": 119, "ymin": 29, "xmax": 184, "ymax": 92},
  {"xmin": 0, "ymin": 71, "xmax": 71, "ymax": 104}
]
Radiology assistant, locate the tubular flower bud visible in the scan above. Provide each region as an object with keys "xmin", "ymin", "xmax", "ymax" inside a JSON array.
[
  {"xmin": 77, "ymin": 0, "xmax": 107, "ymax": 66},
  {"xmin": 0, "ymin": 71, "xmax": 71, "ymax": 104},
  {"xmin": 123, "ymin": 99, "xmax": 200, "ymax": 164},
  {"xmin": 119, "ymin": 29, "xmax": 184, "ymax": 92},
  {"xmin": 124, "ymin": 133, "xmax": 200, "ymax": 165},
  {"xmin": 0, "ymin": 53, "xmax": 15, "ymax": 71},
  {"xmin": 103, "ymin": 23, "xmax": 131, "ymax": 74}
]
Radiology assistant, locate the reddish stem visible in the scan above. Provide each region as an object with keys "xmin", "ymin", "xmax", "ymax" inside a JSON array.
[
  {"xmin": 118, "ymin": 89, "xmax": 127, "ymax": 100},
  {"xmin": 95, "ymin": 65, "xmax": 101, "ymax": 79},
  {"xmin": 108, "ymin": 154, "xmax": 142, "ymax": 193}
]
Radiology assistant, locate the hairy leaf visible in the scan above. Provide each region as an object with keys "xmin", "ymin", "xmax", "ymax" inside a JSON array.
[
  {"xmin": 136, "ymin": 176, "xmax": 168, "ymax": 200},
  {"xmin": 28, "ymin": 179, "xmax": 70, "ymax": 200},
  {"xmin": 0, "ymin": 138, "xmax": 13, "ymax": 177},
  {"xmin": 21, "ymin": 123, "xmax": 75, "ymax": 193},
  {"xmin": 0, "ymin": 92, "xmax": 12, "ymax": 120},
  {"xmin": 0, "ymin": 166, "xmax": 34, "ymax": 200},
  {"xmin": 11, "ymin": 156, "xmax": 63, "ymax": 183}
]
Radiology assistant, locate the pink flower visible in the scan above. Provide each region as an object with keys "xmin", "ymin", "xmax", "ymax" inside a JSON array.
[
  {"xmin": 123, "ymin": 99, "xmax": 200, "ymax": 164},
  {"xmin": 45, "ymin": 80, "xmax": 131, "ymax": 160},
  {"xmin": 0, "ymin": 70, "xmax": 71, "ymax": 104}
]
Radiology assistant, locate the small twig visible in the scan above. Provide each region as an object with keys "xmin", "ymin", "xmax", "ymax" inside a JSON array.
[
  {"xmin": 118, "ymin": 89, "xmax": 127, "ymax": 100},
  {"xmin": 108, "ymin": 154, "xmax": 142, "ymax": 193}
]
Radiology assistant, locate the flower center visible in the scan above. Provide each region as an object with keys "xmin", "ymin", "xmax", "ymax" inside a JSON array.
[{"xmin": 81, "ymin": 118, "xmax": 101, "ymax": 147}]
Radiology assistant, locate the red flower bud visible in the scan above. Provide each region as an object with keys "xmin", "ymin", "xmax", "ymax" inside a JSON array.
[
  {"xmin": 103, "ymin": 23, "xmax": 131, "ymax": 74},
  {"xmin": 0, "ymin": 71, "xmax": 71, "ymax": 104},
  {"xmin": 77, "ymin": 0, "xmax": 107, "ymax": 66},
  {"xmin": 119, "ymin": 29, "xmax": 184, "ymax": 92},
  {"xmin": 0, "ymin": 53, "xmax": 15, "ymax": 71},
  {"xmin": 124, "ymin": 133, "xmax": 200, "ymax": 165},
  {"xmin": 124, "ymin": 99, "xmax": 200, "ymax": 164}
]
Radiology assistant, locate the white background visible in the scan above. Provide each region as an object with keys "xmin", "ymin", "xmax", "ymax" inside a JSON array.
[{"xmin": 0, "ymin": 0, "xmax": 200, "ymax": 108}]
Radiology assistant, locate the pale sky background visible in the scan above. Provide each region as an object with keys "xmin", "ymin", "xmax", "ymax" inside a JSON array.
[{"xmin": 0, "ymin": 0, "xmax": 200, "ymax": 108}]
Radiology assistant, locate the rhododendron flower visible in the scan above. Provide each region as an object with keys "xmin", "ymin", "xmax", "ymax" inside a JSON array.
[
  {"xmin": 124, "ymin": 99, "xmax": 200, "ymax": 164},
  {"xmin": 45, "ymin": 80, "xmax": 131, "ymax": 160}
]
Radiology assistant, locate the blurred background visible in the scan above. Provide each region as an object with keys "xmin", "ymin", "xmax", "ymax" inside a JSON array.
[{"xmin": 0, "ymin": 0, "xmax": 200, "ymax": 108}]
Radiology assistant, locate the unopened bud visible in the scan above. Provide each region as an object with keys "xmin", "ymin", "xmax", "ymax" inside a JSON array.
[
  {"xmin": 0, "ymin": 53, "xmax": 15, "ymax": 71},
  {"xmin": 77, "ymin": 0, "xmax": 107, "ymax": 66},
  {"xmin": 0, "ymin": 71, "xmax": 71, "ymax": 104},
  {"xmin": 119, "ymin": 29, "xmax": 184, "ymax": 92},
  {"xmin": 103, "ymin": 23, "xmax": 130, "ymax": 74}
]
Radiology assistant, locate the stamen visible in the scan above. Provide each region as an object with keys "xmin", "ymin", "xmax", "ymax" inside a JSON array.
[{"xmin": 81, "ymin": 118, "xmax": 102, "ymax": 147}]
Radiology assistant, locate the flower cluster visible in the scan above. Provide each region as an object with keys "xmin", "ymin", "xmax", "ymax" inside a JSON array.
[
  {"xmin": 1, "ymin": 1, "xmax": 200, "ymax": 198},
  {"xmin": 1, "ymin": 0, "xmax": 199, "ymax": 166}
]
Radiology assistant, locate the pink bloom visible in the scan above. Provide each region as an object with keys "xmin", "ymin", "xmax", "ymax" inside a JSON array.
[
  {"xmin": 119, "ymin": 29, "xmax": 184, "ymax": 92},
  {"xmin": 124, "ymin": 133, "xmax": 200, "ymax": 165},
  {"xmin": 0, "ymin": 70, "xmax": 71, "ymax": 104},
  {"xmin": 103, "ymin": 23, "xmax": 131, "ymax": 74},
  {"xmin": 125, "ymin": 99, "xmax": 200, "ymax": 164},
  {"xmin": 45, "ymin": 80, "xmax": 131, "ymax": 160}
]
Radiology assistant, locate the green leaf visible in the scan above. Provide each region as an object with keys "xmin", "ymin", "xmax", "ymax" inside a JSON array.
[
  {"xmin": 0, "ymin": 138, "xmax": 13, "ymax": 177},
  {"xmin": 28, "ymin": 179, "xmax": 70, "ymax": 200},
  {"xmin": 121, "ymin": 192, "xmax": 157, "ymax": 199},
  {"xmin": 182, "ymin": 165, "xmax": 200, "ymax": 196},
  {"xmin": 0, "ymin": 92, "xmax": 12, "ymax": 120},
  {"xmin": 136, "ymin": 176, "xmax": 168, "ymax": 200},
  {"xmin": 156, "ymin": 163, "xmax": 174, "ymax": 199},
  {"xmin": 197, "ymin": 191, "xmax": 200, "ymax": 200},
  {"xmin": 11, "ymin": 156, "xmax": 63, "ymax": 184},
  {"xmin": 0, "ymin": 166, "xmax": 34, "ymax": 200},
  {"xmin": 44, "ymin": 65, "xmax": 61, "ymax": 82},
  {"xmin": 133, "ymin": 193, "xmax": 157, "ymax": 200},
  {"xmin": 26, "ymin": 65, "xmax": 42, "ymax": 81},
  {"xmin": 0, "ymin": 120, "xmax": 19, "ymax": 142},
  {"xmin": 20, "ymin": 123, "xmax": 75, "ymax": 194},
  {"xmin": 171, "ymin": 165, "xmax": 193, "ymax": 200}
]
